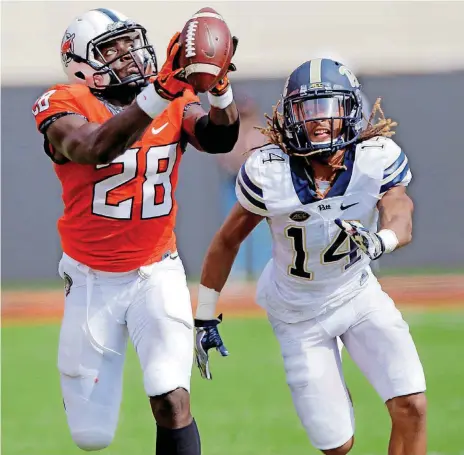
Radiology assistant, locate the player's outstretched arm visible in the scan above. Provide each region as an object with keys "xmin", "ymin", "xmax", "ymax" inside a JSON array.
[
  {"xmin": 194, "ymin": 202, "xmax": 263, "ymax": 379},
  {"xmin": 377, "ymin": 185, "xmax": 414, "ymax": 249},
  {"xmin": 180, "ymin": 96, "xmax": 239, "ymax": 154},
  {"xmin": 45, "ymin": 33, "xmax": 196, "ymax": 165},
  {"xmin": 46, "ymin": 104, "xmax": 155, "ymax": 165},
  {"xmin": 181, "ymin": 37, "xmax": 240, "ymax": 154},
  {"xmin": 200, "ymin": 202, "xmax": 263, "ymax": 299}
]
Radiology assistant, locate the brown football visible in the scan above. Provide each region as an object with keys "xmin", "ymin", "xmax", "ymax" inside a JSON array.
[{"xmin": 178, "ymin": 7, "xmax": 233, "ymax": 93}]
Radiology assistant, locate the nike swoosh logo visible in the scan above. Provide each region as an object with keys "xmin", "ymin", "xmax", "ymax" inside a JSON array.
[
  {"xmin": 203, "ymin": 24, "xmax": 216, "ymax": 58},
  {"xmin": 152, "ymin": 123, "xmax": 168, "ymax": 135},
  {"xmin": 340, "ymin": 202, "xmax": 359, "ymax": 210}
]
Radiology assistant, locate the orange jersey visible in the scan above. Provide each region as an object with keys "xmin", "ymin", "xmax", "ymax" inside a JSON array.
[{"xmin": 32, "ymin": 84, "xmax": 200, "ymax": 272}]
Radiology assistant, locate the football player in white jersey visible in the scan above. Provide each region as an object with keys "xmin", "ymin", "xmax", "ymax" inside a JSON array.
[{"xmin": 193, "ymin": 59, "xmax": 427, "ymax": 455}]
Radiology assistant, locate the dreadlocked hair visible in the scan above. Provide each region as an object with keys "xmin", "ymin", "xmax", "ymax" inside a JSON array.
[
  {"xmin": 252, "ymin": 97, "xmax": 398, "ymax": 156},
  {"xmin": 253, "ymin": 99, "xmax": 287, "ymax": 153},
  {"xmin": 358, "ymin": 97, "xmax": 398, "ymax": 141}
]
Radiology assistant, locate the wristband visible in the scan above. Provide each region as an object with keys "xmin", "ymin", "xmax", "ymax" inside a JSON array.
[
  {"xmin": 196, "ymin": 284, "xmax": 220, "ymax": 320},
  {"xmin": 377, "ymin": 229, "xmax": 399, "ymax": 254},
  {"xmin": 136, "ymin": 84, "xmax": 169, "ymax": 119},
  {"xmin": 207, "ymin": 86, "xmax": 233, "ymax": 109}
]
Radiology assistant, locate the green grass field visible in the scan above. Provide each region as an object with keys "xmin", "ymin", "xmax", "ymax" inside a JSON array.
[{"xmin": 2, "ymin": 311, "xmax": 463, "ymax": 455}]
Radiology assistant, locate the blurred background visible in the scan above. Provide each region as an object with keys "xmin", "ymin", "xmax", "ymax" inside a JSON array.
[
  {"xmin": 2, "ymin": 0, "xmax": 464, "ymax": 282},
  {"xmin": 2, "ymin": 2, "xmax": 464, "ymax": 455}
]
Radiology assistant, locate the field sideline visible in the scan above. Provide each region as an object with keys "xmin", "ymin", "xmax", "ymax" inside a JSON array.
[
  {"xmin": 2, "ymin": 276, "xmax": 464, "ymax": 455},
  {"xmin": 2, "ymin": 274, "xmax": 464, "ymax": 324}
]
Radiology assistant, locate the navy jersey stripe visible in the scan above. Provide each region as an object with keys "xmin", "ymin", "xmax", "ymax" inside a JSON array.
[
  {"xmin": 240, "ymin": 164, "xmax": 263, "ymax": 197},
  {"xmin": 383, "ymin": 150, "xmax": 406, "ymax": 179},
  {"xmin": 237, "ymin": 179, "xmax": 267, "ymax": 211},
  {"xmin": 380, "ymin": 163, "xmax": 410, "ymax": 194}
]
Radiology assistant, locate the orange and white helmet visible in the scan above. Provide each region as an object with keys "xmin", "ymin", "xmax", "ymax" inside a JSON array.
[{"xmin": 60, "ymin": 8, "xmax": 157, "ymax": 90}]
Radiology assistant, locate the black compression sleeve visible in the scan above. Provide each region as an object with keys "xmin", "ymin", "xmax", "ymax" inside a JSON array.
[{"xmin": 194, "ymin": 114, "xmax": 240, "ymax": 154}]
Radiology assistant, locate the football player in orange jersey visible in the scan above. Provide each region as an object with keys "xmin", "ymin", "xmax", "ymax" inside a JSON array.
[{"xmin": 31, "ymin": 8, "xmax": 239, "ymax": 454}]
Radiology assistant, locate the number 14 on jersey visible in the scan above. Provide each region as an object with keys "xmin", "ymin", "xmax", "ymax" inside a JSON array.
[{"xmin": 285, "ymin": 225, "xmax": 362, "ymax": 279}]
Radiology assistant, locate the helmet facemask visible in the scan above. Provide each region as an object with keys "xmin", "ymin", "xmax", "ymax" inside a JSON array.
[
  {"xmin": 283, "ymin": 90, "xmax": 363, "ymax": 157},
  {"xmin": 66, "ymin": 21, "xmax": 157, "ymax": 90}
]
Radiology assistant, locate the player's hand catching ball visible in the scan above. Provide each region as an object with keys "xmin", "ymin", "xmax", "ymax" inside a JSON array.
[
  {"xmin": 194, "ymin": 314, "xmax": 229, "ymax": 380},
  {"xmin": 153, "ymin": 31, "xmax": 193, "ymax": 101},
  {"xmin": 335, "ymin": 219, "xmax": 385, "ymax": 260}
]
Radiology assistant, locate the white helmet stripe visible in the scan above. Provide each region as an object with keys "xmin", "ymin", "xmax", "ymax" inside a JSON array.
[{"xmin": 309, "ymin": 58, "xmax": 322, "ymax": 84}]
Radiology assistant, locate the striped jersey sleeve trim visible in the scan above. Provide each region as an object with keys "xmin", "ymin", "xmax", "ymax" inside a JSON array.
[
  {"xmin": 380, "ymin": 165, "xmax": 411, "ymax": 194},
  {"xmin": 240, "ymin": 163, "xmax": 263, "ymax": 197},
  {"xmin": 382, "ymin": 154, "xmax": 409, "ymax": 185},
  {"xmin": 383, "ymin": 149, "xmax": 406, "ymax": 179},
  {"xmin": 237, "ymin": 179, "xmax": 267, "ymax": 212}
]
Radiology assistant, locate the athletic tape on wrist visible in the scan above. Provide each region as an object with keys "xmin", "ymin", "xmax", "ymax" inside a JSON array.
[
  {"xmin": 377, "ymin": 229, "xmax": 399, "ymax": 254},
  {"xmin": 207, "ymin": 86, "xmax": 233, "ymax": 109},
  {"xmin": 196, "ymin": 284, "xmax": 220, "ymax": 320},
  {"xmin": 136, "ymin": 84, "xmax": 170, "ymax": 119}
]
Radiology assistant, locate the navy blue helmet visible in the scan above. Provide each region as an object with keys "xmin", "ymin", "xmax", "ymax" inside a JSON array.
[{"xmin": 280, "ymin": 58, "xmax": 363, "ymax": 157}]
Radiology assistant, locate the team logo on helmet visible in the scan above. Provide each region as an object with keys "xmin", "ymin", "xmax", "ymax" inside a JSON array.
[
  {"xmin": 339, "ymin": 65, "xmax": 360, "ymax": 88},
  {"xmin": 61, "ymin": 33, "xmax": 75, "ymax": 67}
]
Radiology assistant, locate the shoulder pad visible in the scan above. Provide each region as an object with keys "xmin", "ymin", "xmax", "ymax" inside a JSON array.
[
  {"xmin": 235, "ymin": 144, "xmax": 286, "ymax": 216},
  {"xmin": 32, "ymin": 84, "xmax": 89, "ymax": 133},
  {"xmin": 358, "ymin": 137, "xmax": 412, "ymax": 195}
]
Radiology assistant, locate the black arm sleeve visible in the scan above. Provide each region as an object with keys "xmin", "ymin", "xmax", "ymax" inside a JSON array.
[{"xmin": 194, "ymin": 114, "xmax": 240, "ymax": 154}]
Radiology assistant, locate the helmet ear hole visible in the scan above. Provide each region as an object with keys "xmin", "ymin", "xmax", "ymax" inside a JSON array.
[{"xmin": 75, "ymin": 72, "xmax": 85, "ymax": 80}]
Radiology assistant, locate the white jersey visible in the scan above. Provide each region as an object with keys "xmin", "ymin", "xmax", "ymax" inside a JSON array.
[{"xmin": 235, "ymin": 137, "xmax": 412, "ymax": 321}]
